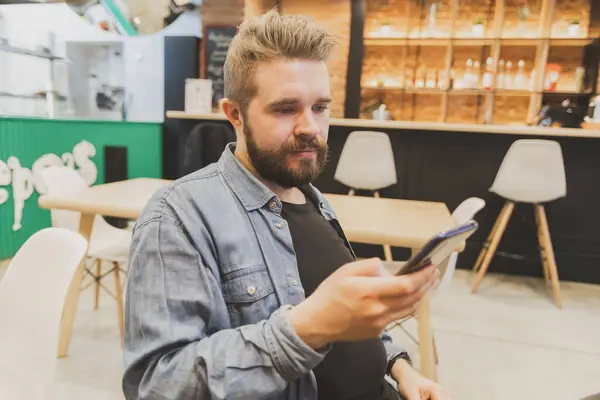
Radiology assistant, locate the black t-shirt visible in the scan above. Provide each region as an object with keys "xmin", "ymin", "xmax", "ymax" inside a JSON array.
[{"xmin": 281, "ymin": 197, "xmax": 388, "ymax": 400}]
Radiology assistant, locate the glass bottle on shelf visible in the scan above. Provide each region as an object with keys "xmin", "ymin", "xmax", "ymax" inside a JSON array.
[
  {"xmin": 505, "ymin": 61, "xmax": 514, "ymax": 89},
  {"xmin": 514, "ymin": 60, "xmax": 526, "ymax": 90},
  {"xmin": 438, "ymin": 69, "xmax": 449, "ymax": 90},
  {"xmin": 404, "ymin": 69, "xmax": 414, "ymax": 88},
  {"xmin": 415, "ymin": 67, "xmax": 426, "ymax": 88},
  {"xmin": 496, "ymin": 60, "xmax": 505, "ymax": 89},
  {"xmin": 462, "ymin": 59, "xmax": 474, "ymax": 89},
  {"xmin": 426, "ymin": 3, "xmax": 439, "ymax": 37},
  {"xmin": 426, "ymin": 68, "xmax": 437, "ymax": 89},
  {"xmin": 482, "ymin": 57, "xmax": 494, "ymax": 90},
  {"xmin": 473, "ymin": 61, "xmax": 481, "ymax": 89}
]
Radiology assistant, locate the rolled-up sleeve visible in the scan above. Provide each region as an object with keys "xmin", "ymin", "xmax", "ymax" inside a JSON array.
[
  {"xmin": 381, "ymin": 330, "xmax": 408, "ymax": 364},
  {"xmin": 122, "ymin": 215, "xmax": 328, "ymax": 400}
]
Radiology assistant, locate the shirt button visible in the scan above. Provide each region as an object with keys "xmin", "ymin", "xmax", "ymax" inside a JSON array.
[
  {"xmin": 247, "ymin": 286, "xmax": 256, "ymax": 295},
  {"xmin": 275, "ymin": 222, "xmax": 284, "ymax": 229},
  {"xmin": 290, "ymin": 279, "xmax": 298, "ymax": 286},
  {"xmin": 269, "ymin": 201, "xmax": 277, "ymax": 210}
]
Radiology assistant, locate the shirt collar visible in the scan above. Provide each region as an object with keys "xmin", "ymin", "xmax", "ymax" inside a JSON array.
[{"xmin": 218, "ymin": 143, "xmax": 328, "ymax": 214}]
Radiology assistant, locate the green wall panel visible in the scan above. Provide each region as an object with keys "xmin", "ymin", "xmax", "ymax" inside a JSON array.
[{"xmin": 0, "ymin": 117, "xmax": 162, "ymax": 260}]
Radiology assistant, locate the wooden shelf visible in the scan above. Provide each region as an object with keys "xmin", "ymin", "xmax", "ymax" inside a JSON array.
[
  {"xmin": 549, "ymin": 38, "xmax": 596, "ymax": 47},
  {"xmin": 361, "ymin": 0, "xmax": 599, "ymax": 125},
  {"xmin": 0, "ymin": 43, "xmax": 61, "ymax": 60},
  {"xmin": 365, "ymin": 38, "xmax": 596, "ymax": 48}
]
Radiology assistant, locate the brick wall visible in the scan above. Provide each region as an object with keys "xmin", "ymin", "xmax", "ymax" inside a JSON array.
[
  {"xmin": 281, "ymin": 0, "xmax": 351, "ymax": 118},
  {"xmin": 201, "ymin": 0, "xmax": 244, "ymax": 26},
  {"xmin": 245, "ymin": 0, "xmax": 278, "ymax": 18}
]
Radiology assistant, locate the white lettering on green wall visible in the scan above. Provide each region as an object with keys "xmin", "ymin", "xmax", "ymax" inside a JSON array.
[{"xmin": 0, "ymin": 140, "xmax": 98, "ymax": 232}]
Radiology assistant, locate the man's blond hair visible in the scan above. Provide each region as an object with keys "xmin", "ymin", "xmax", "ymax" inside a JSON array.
[{"xmin": 223, "ymin": 10, "xmax": 338, "ymax": 114}]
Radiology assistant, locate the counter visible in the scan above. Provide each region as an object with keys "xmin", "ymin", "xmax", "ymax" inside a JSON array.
[
  {"xmin": 165, "ymin": 110, "xmax": 600, "ymax": 139},
  {"xmin": 164, "ymin": 111, "xmax": 600, "ymax": 284},
  {"xmin": 0, "ymin": 117, "xmax": 162, "ymax": 260}
]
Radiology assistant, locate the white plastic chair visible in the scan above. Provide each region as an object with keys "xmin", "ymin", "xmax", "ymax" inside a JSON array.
[
  {"xmin": 0, "ymin": 228, "xmax": 88, "ymax": 400},
  {"xmin": 41, "ymin": 166, "xmax": 130, "ymax": 342},
  {"xmin": 472, "ymin": 140, "xmax": 566, "ymax": 308},
  {"xmin": 334, "ymin": 131, "xmax": 397, "ymax": 192},
  {"xmin": 489, "ymin": 139, "xmax": 566, "ymax": 204},
  {"xmin": 436, "ymin": 197, "xmax": 486, "ymax": 292},
  {"xmin": 334, "ymin": 131, "xmax": 397, "ymax": 260},
  {"xmin": 386, "ymin": 197, "xmax": 486, "ymax": 363}
]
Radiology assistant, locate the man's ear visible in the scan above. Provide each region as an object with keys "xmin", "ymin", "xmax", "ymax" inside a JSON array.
[{"xmin": 221, "ymin": 98, "xmax": 242, "ymax": 129}]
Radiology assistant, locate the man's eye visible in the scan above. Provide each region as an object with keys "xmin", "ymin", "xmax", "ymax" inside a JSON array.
[
  {"xmin": 276, "ymin": 108, "xmax": 295, "ymax": 114},
  {"xmin": 313, "ymin": 105, "xmax": 329, "ymax": 113}
]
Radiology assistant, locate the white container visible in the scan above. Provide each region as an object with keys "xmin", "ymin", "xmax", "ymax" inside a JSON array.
[
  {"xmin": 568, "ymin": 23, "xmax": 580, "ymax": 38},
  {"xmin": 185, "ymin": 79, "xmax": 212, "ymax": 114},
  {"xmin": 472, "ymin": 23, "xmax": 485, "ymax": 37}
]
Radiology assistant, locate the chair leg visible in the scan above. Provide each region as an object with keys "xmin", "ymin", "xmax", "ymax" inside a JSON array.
[
  {"xmin": 472, "ymin": 201, "xmax": 515, "ymax": 293},
  {"xmin": 113, "ymin": 262, "xmax": 125, "ymax": 345},
  {"xmin": 94, "ymin": 259, "xmax": 102, "ymax": 310},
  {"xmin": 534, "ymin": 207, "xmax": 551, "ymax": 284},
  {"xmin": 372, "ymin": 191, "xmax": 394, "ymax": 261},
  {"xmin": 473, "ymin": 202, "xmax": 508, "ymax": 272},
  {"xmin": 535, "ymin": 205, "xmax": 563, "ymax": 308},
  {"xmin": 433, "ymin": 333, "xmax": 439, "ymax": 365}
]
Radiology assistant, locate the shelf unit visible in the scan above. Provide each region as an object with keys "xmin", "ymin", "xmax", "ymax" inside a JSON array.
[
  {"xmin": 360, "ymin": 0, "xmax": 600, "ymax": 125},
  {"xmin": 0, "ymin": 34, "xmax": 63, "ymax": 118}
]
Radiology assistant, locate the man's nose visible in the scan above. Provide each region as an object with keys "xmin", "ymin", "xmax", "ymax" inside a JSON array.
[{"xmin": 294, "ymin": 109, "xmax": 319, "ymax": 138}]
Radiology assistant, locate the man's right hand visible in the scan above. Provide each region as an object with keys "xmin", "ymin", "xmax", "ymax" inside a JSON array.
[{"xmin": 289, "ymin": 257, "xmax": 437, "ymax": 350}]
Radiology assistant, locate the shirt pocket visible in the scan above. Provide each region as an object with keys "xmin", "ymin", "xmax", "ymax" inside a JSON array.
[{"xmin": 222, "ymin": 264, "xmax": 279, "ymax": 328}]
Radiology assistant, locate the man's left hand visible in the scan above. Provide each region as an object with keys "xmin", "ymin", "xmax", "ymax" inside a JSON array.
[{"xmin": 391, "ymin": 360, "xmax": 451, "ymax": 400}]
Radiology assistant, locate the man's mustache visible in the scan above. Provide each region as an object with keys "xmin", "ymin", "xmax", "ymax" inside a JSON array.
[{"xmin": 284, "ymin": 137, "xmax": 328, "ymax": 152}]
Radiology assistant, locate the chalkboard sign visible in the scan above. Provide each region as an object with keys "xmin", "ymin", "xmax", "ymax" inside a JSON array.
[{"xmin": 203, "ymin": 25, "xmax": 237, "ymax": 107}]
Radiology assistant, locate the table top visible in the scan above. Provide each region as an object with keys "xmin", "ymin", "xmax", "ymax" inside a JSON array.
[
  {"xmin": 38, "ymin": 178, "xmax": 458, "ymax": 250},
  {"xmin": 38, "ymin": 178, "xmax": 170, "ymax": 219},
  {"xmin": 324, "ymin": 193, "xmax": 459, "ymax": 250},
  {"xmin": 166, "ymin": 110, "xmax": 600, "ymax": 139}
]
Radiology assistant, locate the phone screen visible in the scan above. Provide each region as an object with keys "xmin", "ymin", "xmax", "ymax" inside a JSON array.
[{"xmin": 397, "ymin": 221, "xmax": 478, "ymax": 275}]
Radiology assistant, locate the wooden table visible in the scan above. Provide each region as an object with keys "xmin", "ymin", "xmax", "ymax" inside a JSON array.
[
  {"xmin": 325, "ymin": 194, "xmax": 460, "ymax": 382},
  {"xmin": 38, "ymin": 178, "xmax": 170, "ymax": 357},
  {"xmin": 39, "ymin": 178, "xmax": 457, "ymax": 381}
]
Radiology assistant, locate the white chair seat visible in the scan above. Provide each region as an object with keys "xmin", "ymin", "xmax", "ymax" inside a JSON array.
[
  {"xmin": 334, "ymin": 131, "xmax": 397, "ymax": 191},
  {"xmin": 87, "ymin": 221, "xmax": 131, "ymax": 262},
  {"xmin": 490, "ymin": 139, "xmax": 566, "ymax": 203}
]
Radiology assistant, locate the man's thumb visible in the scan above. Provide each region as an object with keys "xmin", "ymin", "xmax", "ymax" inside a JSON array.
[
  {"xmin": 338, "ymin": 257, "xmax": 388, "ymax": 277},
  {"xmin": 405, "ymin": 391, "xmax": 422, "ymax": 400}
]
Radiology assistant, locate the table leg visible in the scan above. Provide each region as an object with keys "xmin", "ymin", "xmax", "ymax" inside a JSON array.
[
  {"xmin": 413, "ymin": 248, "xmax": 437, "ymax": 382},
  {"xmin": 57, "ymin": 213, "xmax": 95, "ymax": 357},
  {"xmin": 417, "ymin": 294, "xmax": 436, "ymax": 381}
]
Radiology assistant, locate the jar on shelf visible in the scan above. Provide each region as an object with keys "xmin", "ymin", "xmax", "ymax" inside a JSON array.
[
  {"xmin": 472, "ymin": 17, "xmax": 485, "ymax": 38},
  {"xmin": 568, "ymin": 18, "xmax": 581, "ymax": 37}
]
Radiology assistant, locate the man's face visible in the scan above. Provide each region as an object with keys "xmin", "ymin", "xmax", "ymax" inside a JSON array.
[{"xmin": 240, "ymin": 59, "xmax": 331, "ymax": 189}]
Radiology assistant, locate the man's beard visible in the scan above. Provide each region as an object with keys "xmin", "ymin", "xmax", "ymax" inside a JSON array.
[{"xmin": 244, "ymin": 124, "xmax": 329, "ymax": 189}]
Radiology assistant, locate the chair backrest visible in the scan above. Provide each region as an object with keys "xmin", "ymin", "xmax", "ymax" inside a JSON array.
[
  {"xmin": 182, "ymin": 122, "xmax": 236, "ymax": 177},
  {"xmin": 334, "ymin": 131, "xmax": 397, "ymax": 191},
  {"xmin": 0, "ymin": 228, "xmax": 87, "ymax": 396},
  {"xmin": 436, "ymin": 197, "xmax": 486, "ymax": 292},
  {"xmin": 490, "ymin": 139, "xmax": 566, "ymax": 203},
  {"xmin": 40, "ymin": 166, "xmax": 88, "ymax": 232}
]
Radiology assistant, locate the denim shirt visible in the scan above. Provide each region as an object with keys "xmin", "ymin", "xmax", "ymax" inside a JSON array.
[{"xmin": 122, "ymin": 143, "xmax": 406, "ymax": 400}]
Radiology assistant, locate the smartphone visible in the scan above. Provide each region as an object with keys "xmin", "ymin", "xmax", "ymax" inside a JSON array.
[{"xmin": 395, "ymin": 220, "xmax": 479, "ymax": 276}]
